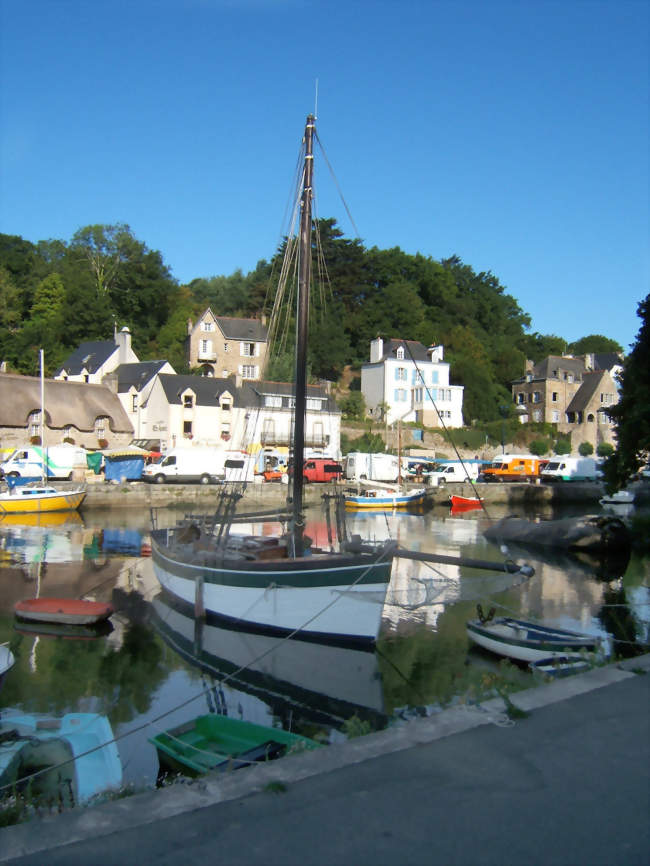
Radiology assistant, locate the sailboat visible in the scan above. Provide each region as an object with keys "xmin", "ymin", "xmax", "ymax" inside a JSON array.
[
  {"xmin": 150, "ymin": 116, "xmax": 396, "ymax": 647},
  {"xmin": 149, "ymin": 115, "xmax": 535, "ymax": 646},
  {"xmin": 0, "ymin": 351, "xmax": 86, "ymax": 515}
]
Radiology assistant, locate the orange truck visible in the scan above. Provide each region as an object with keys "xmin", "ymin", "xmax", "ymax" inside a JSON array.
[{"xmin": 478, "ymin": 454, "xmax": 548, "ymax": 482}]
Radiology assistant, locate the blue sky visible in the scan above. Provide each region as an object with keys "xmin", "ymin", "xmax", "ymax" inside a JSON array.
[{"xmin": 1, "ymin": 0, "xmax": 647, "ymax": 352}]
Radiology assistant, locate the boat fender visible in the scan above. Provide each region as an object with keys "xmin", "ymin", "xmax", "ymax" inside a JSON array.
[{"xmin": 476, "ymin": 603, "xmax": 495, "ymax": 624}]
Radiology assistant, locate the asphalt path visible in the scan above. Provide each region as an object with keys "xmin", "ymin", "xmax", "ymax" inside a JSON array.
[{"xmin": 3, "ymin": 657, "xmax": 648, "ymax": 866}]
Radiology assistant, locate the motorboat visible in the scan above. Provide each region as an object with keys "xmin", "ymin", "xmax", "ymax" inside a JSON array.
[{"xmin": 14, "ymin": 597, "xmax": 114, "ymax": 626}]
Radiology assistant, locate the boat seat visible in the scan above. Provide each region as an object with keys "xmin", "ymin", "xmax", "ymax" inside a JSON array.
[{"xmin": 220, "ymin": 740, "xmax": 287, "ymax": 771}]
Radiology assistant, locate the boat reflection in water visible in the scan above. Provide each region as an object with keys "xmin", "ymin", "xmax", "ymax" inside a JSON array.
[{"xmin": 149, "ymin": 591, "xmax": 387, "ymax": 739}]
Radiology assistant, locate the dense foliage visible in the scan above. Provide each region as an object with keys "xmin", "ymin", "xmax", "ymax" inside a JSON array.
[
  {"xmin": 0, "ymin": 221, "xmax": 626, "ymax": 425},
  {"xmin": 603, "ymin": 294, "xmax": 650, "ymax": 488}
]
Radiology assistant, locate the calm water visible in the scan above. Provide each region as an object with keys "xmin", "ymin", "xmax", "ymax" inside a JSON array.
[{"xmin": 0, "ymin": 500, "xmax": 648, "ymax": 792}]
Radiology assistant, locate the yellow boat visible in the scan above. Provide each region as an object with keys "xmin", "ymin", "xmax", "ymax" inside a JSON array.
[
  {"xmin": 0, "ymin": 485, "xmax": 86, "ymax": 515},
  {"xmin": 0, "ymin": 510, "xmax": 84, "ymax": 527}
]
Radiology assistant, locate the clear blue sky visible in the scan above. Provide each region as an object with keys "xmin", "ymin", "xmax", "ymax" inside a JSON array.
[{"xmin": 1, "ymin": 0, "xmax": 647, "ymax": 352}]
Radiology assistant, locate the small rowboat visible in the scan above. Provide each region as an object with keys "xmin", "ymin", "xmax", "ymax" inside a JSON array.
[
  {"xmin": 449, "ymin": 494, "xmax": 482, "ymax": 512},
  {"xmin": 150, "ymin": 714, "xmax": 322, "ymax": 778},
  {"xmin": 344, "ymin": 486, "xmax": 429, "ymax": 511},
  {"xmin": 14, "ymin": 598, "xmax": 114, "ymax": 626},
  {"xmin": 466, "ymin": 612, "xmax": 603, "ymax": 663}
]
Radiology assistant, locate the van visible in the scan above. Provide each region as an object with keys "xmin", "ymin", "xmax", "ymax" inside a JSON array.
[
  {"xmin": 301, "ymin": 458, "xmax": 343, "ymax": 483},
  {"xmin": 427, "ymin": 461, "xmax": 481, "ymax": 487},
  {"xmin": 221, "ymin": 451, "xmax": 256, "ymax": 483},
  {"xmin": 344, "ymin": 452, "xmax": 400, "ymax": 483},
  {"xmin": 478, "ymin": 454, "xmax": 547, "ymax": 482},
  {"xmin": 142, "ymin": 447, "xmax": 224, "ymax": 484},
  {"xmin": 0, "ymin": 445, "xmax": 88, "ymax": 481},
  {"xmin": 540, "ymin": 456, "xmax": 601, "ymax": 482}
]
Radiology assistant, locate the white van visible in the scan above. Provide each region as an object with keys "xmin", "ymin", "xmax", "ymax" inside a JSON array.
[
  {"xmin": 540, "ymin": 456, "xmax": 602, "ymax": 482},
  {"xmin": 0, "ymin": 445, "xmax": 88, "ymax": 480},
  {"xmin": 142, "ymin": 447, "xmax": 224, "ymax": 485},
  {"xmin": 221, "ymin": 451, "xmax": 256, "ymax": 483},
  {"xmin": 344, "ymin": 452, "xmax": 400, "ymax": 483},
  {"xmin": 427, "ymin": 461, "xmax": 481, "ymax": 487}
]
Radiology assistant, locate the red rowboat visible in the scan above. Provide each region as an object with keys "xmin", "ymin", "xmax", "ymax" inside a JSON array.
[
  {"xmin": 14, "ymin": 598, "xmax": 114, "ymax": 626},
  {"xmin": 449, "ymin": 494, "xmax": 483, "ymax": 513}
]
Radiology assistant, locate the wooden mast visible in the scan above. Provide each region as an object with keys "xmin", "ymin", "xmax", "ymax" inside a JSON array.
[{"xmin": 290, "ymin": 114, "xmax": 315, "ymax": 556}]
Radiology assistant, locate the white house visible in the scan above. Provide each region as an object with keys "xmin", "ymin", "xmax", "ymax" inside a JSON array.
[
  {"xmin": 103, "ymin": 360, "xmax": 176, "ymax": 446},
  {"xmin": 55, "ymin": 327, "xmax": 139, "ymax": 384},
  {"xmin": 361, "ymin": 338, "xmax": 464, "ymax": 428}
]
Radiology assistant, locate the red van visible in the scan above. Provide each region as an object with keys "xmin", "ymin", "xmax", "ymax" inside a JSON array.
[{"xmin": 301, "ymin": 458, "xmax": 343, "ymax": 483}]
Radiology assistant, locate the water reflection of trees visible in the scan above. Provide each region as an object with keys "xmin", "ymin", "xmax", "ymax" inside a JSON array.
[{"xmin": 598, "ymin": 585, "xmax": 643, "ymax": 659}]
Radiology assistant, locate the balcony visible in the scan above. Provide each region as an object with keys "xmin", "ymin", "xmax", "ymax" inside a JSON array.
[{"xmin": 197, "ymin": 351, "xmax": 217, "ymax": 362}]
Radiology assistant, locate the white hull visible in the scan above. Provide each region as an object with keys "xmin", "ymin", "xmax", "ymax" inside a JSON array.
[
  {"xmin": 466, "ymin": 618, "xmax": 600, "ymax": 663},
  {"xmin": 152, "ymin": 542, "xmax": 389, "ymax": 645}
]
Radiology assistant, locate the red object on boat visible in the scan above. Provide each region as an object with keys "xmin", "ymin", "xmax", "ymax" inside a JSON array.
[
  {"xmin": 449, "ymin": 494, "xmax": 483, "ymax": 513},
  {"xmin": 14, "ymin": 598, "xmax": 114, "ymax": 626}
]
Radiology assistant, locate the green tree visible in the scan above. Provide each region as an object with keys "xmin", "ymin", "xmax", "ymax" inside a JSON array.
[
  {"xmin": 553, "ymin": 438, "xmax": 571, "ymax": 455},
  {"xmin": 604, "ymin": 294, "xmax": 650, "ymax": 487},
  {"xmin": 578, "ymin": 441, "xmax": 594, "ymax": 456},
  {"xmin": 568, "ymin": 335, "xmax": 623, "ymax": 355},
  {"xmin": 338, "ymin": 391, "xmax": 365, "ymax": 421},
  {"xmin": 529, "ymin": 439, "xmax": 550, "ymax": 456},
  {"xmin": 596, "ymin": 442, "xmax": 614, "ymax": 458}
]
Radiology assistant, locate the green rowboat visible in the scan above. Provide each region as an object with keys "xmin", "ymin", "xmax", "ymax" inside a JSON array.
[{"xmin": 149, "ymin": 714, "xmax": 322, "ymax": 777}]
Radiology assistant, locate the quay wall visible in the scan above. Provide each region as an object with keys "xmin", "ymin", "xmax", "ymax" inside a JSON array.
[{"xmin": 79, "ymin": 478, "xmax": 608, "ymax": 511}]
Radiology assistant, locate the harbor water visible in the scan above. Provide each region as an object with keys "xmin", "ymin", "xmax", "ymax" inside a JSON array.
[{"xmin": 0, "ymin": 500, "xmax": 648, "ymax": 795}]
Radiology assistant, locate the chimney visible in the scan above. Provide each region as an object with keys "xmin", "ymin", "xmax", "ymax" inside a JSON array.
[
  {"xmin": 116, "ymin": 326, "xmax": 132, "ymax": 364},
  {"xmin": 370, "ymin": 337, "xmax": 383, "ymax": 364},
  {"xmin": 187, "ymin": 318, "xmax": 193, "ymax": 335},
  {"xmin": 261, "ymin": 313, "xmax": 267, "ymax": 327},
  {"xmin": 427, "ymin": 345, "xmax": 443, "ymax": 362}
]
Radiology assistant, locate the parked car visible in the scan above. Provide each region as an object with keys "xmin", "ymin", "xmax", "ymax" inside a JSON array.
[{"xmin": 297, "ymin": 458, "xmax": 343, "ymax": 483}]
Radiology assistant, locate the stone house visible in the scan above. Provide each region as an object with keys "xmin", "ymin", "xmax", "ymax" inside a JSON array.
[
  {"xmin": 361, "ymin": 338, "xmax": 464, "ymax": 428},
  {"xmin": 0, "ymin": 373, "xmax": 133, "ymax": 451},
  {"xmin": 186, "ymin": 309, "xmax": 268, "ymax": 380},
  {"xmin": 511, "ymin": 353, "xmax": 622, "ymax": 450},
  {"xmin": 102, "ymin": 360, "xmax": 175, "ymax": 447}
]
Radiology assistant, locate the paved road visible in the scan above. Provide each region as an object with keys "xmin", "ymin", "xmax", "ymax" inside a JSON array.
[{"xmin": 2, "ymin": 658, "xmax": 649, "ymax": 865}]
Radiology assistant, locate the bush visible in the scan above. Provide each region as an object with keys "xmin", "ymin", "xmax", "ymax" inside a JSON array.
[
  {"xmin": 342, "ymin": 431, "xmax": 386, "ymax": 455},
  {"xmin": 578, "ymin": 441, "xmax": 594, "ymax": 456},
  {"xmin": 553, "ymin": 438, "xmax": 571, "ymax": 455},
  {"xmin": 529, "ymin": 438, "xmax": 551, "ymax": 456},
  {"xmin": 596, "ymin": 442, "xmax": 614, "ymax": 458},
  {"xmin": 337, "ymin": 391, "xmax": 365, "ymax": 421}
]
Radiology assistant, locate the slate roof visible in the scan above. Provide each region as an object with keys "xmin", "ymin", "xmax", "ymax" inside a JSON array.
[
  {"xmin": 252, "ymin": 381, "xmax": 340, "ymax": 413},
  {"xmin": 532, "ymin": 355, "xmax": 586, "ymax": 380},
  {"xmin": 114, "ymin": 362, "xmax": 169, "ymax": 393},
  {"xmin": 593, "ymin": 352, "xmax": 623, "ymax": 372},
  {"xmin": 157, "ymin": 375, "xmax": 247, "ymax": 407},
  {"xmin": 369, "ymin": 339, "xmax": 433, "ymax": 364},
  {"xmin": 0, "ymin": 374, "xmax": 133, "ymax": 432},
  {"xmin": 55, "ymin": 341, "xmax": 117, "ymax": 376},
  {"xmin": 566, "ymin": 371, "xmax": 610, "ymax": 413},
  {"xmin": 216, "ymin": 317, "xmax": 268, "ymax": 341}
]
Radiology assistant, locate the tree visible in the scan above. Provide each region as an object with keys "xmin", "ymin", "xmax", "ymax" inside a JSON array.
[
  {"xmin": 529, "ymin": 439, "xmax": 550, "ymax": 456},
  {"xmin": 338, "ymin": 391, "xmax": 365, "ymax": 421},
  {"xmin": 553, "ymin": 438, "xmax": 571, "ymax": 455},
  {"xmin": 604, "ymin": 294, "xmax": 650, "ymax": 488},
  {"xmin": 578, "ymin": 441, "xmax": 594, "ymax": 456},
  {"xmin": 568, "ymin": 335, "xmax": 623, "ymax": 355},
  {"xmin": 596, "ymin": 442, "xmax": 614, "ymax": 458}
]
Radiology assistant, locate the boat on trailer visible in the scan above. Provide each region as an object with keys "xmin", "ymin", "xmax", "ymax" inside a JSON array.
[{"xmin": 466, "ymin": 609, "xmax": 604, "ymax": 663}]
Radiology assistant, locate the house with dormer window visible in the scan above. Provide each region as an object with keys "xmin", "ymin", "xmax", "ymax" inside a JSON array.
[
  {"xmin": 361, "ymin": 338, "xmax": 464, "ymax": 427},
  {"xmin": 186, "ymin": 309, "xmax": 268, "ymax": 380},
  {"xmin": 55, "ymin": 327, "xmax": 139, "ymax": 383}
]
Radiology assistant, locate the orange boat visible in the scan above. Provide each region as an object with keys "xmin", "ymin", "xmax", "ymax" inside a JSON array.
[
  {"xmin": 14, "ymin": 598, "xmax": 113, "ymax": 626},
  {"xmin": 449, "ymin": 495, "xmax": 483, "ymax": 513}
]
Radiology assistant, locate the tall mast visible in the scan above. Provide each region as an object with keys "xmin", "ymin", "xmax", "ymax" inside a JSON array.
[
  {"xmin": 40, "ymin": 349, "xmax": 46, "ymax": 484},
  {"xmin": 291, "ymin": 114, "xmax": 315, "ymax": 555}
]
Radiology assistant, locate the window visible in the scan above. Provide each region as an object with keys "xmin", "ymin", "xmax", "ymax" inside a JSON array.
[
  {"xmin": 533, "ymin": 391, "xmax": 541, "ymax": 403},
  {"xmin": 241, "ymin": 365, "xmax": 256, "ymax": 379},
  {"xmin": 132, "ymin": 395, "xmax": 138, "ymax": 412},
  {"xmin": 264, "ymin": 395, "xmax": 282, "ymax": 408},
  {"xmin": 517, "ymin": 393, "xmax": 525, "ymax": 404},
  {"xmin": 183, "ymin": 394, "xmax": 194, "ymax": 408},
  {"xmin": 431, "ymin": 371, "xmax": 439, "ymax": 385},
  {"xmin": 394, "ymin": 388, "xmax": 407, "ymax": 402},
  {"xmin": 532, "ymin": 410, "xmax": 542, "ymax": 422},
  {"xmin": 306, "ymin": 398, "xmax": 322, "ymax": 411},
  {"xmin": 241, "ymin": 342, "xmax": 256, "ymax": 357},
  {"xmin": 552, "ymin": 410, "xmax": 560, "ymax": 422},
  {"xmin": 29, "ymin": 411, "xmax": 41, "ymax": 439},
  {"xmin": 202, "ymin": 321, "xmax": 213, "ymax": 332},
  {"xmin": 395, "ymin": 367, "xmax": 407, "ymax": 381},
  {"xmin": 396, "ymin": 346, "xmax": 404, "ymax": 359},
  {"xmin": 220, "ymin": 400, "xmax": 231, "ymax": 411},
  {"xmin": 552, "ymin": 392, "xmax": 558, "ymax": 402},
  {"xmin": 95, "ymin": 416, "xmax": 108, "ymax": 438},
  {"xmin": 183, "ymin": 421, "xmax": 192, "ymax": 437},
  {"xmin": 224, "ymin": 343, "xmax": 229, "ymax": 353}
]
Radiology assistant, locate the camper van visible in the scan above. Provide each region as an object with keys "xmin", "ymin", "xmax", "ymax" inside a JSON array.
[
  {"xmin": 142, "ymin": 447, "xmax": 224, "ymax": 484},
  {"xmin": 0, "ymin": 445, "xmax": 88, "ymax": 481},
  {"xmin": 540, "ymin": 457, "xmax": 602, "ymax": 482},
  {"xmin": 427, "ymin": 461, "xmax": 482, "ymax": 487},
  {"xmin": 344, "ymin": 452, "xmax": 400, "ymax": 483}
]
